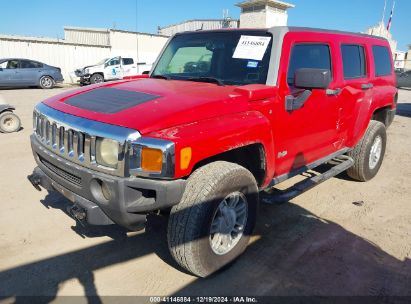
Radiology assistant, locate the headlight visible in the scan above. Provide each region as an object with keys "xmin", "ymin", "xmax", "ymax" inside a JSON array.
[
  {"xmin": 84, "ymin": 68, "xmax": 90, "ymax": 74},
  {"xmin": 96, "ymin": 138, "xmax": 119, "ymax": 168}
]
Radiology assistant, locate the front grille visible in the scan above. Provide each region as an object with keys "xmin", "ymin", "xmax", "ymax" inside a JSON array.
[
  {"xmin": 32, "ymin": 103, "xmax": 140, "ymax": 177},
  {"xmin": 33, "ymin": 111, "xmax": 88, "ymax": 164},
  {"xmin": 39, "ymin": 156, "xmax": 82, "ymax": 186}
]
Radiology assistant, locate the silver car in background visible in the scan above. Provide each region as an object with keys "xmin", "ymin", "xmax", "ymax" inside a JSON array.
[{"xmin": 0, "ymin": 58, "xmax": 64, "ymax": 89}]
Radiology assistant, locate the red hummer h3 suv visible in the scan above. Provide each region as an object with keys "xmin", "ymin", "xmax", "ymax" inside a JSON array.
[{"xmin": 28, "ymin": 27, "xmax": 397, "ymax": 277}]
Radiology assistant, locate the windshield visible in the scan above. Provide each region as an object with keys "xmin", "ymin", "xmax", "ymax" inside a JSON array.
[
  {"xmin": 96, "ymin": 58, "xmax": 109, "ymax": 65},
  {"xmin": 152, "ymin": 31, "xmax": 273, "ymax": 86}
]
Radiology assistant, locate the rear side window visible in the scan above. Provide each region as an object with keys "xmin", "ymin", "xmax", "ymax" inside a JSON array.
[
  {"xmin": 341, "ymin": 45, "xmax": 366, "ymax": 79},
  {"xmin": 122, "ymin": 58, "xmax": 134, "ymax": 65},
  {"xmin": 287, "ymin": 44, "xmax": 331, "ymax": 85},
  {"xmin": 21, "ymin": 60, "xmax": 43, "ymax": 69},
  {"xmin": 372, "ymin": 46, "xmax": 392, "ymax": 76}
]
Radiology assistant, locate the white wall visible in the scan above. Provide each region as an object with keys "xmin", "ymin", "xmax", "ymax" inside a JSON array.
[
  {"xmin": 109, "ymin": 30, "xmax": 168, "ymax": 66},
  {"xmin": 65, "ymin": 27, "xmax": 110, "ymax": 46}
]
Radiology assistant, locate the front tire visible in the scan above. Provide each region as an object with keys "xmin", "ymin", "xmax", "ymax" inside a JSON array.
[
  {"xmin": 90, "ymin": 73, "xmax": 104, "ymax": 84},
  {"xmin": 39, "ymin": 76, "xmax": 55, "ymax": 89},
  {"xmin": 0, "ymin": 111, "xmax": 21, "ymax": 133},
  {"xmin": 347, "ymin": 120, "xmax": 387, "ymax": 181},
  {"xmin": 167, "ymin": 161, "xmax": 259, "ymax": 277}
]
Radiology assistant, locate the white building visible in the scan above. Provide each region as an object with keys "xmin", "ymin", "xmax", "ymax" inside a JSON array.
[
  {"xmin": 158, "ymin": 19, "xmax": 240, "ymax": 36},
  {"xmin": 158, "ymin": 0, "xmax": 295, "ymax": 36},
  {"xmin": 236, "ymin": 0, "xmax": 295, "ymax": 28},
  {"xmin": 394, "ymin": 51, "xmax": 406, "ymax": 70},
  {"xmin": 365, "ymin": 21, "xmax": 397, "ymax": 53},
  {"xmin": 0, "ymin": 27, "xmax": 169, "ymax": 83}
]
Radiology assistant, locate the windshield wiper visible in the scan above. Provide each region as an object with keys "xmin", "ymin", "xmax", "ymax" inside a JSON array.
[
  {"xmin": 151, "ymin": 74, "xmax": 170, "ymax": 80},
  {"xmin": 187, "ymin": 77, "xmax": 225, "ymax": 86}
]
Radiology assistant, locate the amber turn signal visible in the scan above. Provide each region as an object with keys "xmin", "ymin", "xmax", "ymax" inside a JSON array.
[
  {"xmin": 180, "ymin": 147, "xmax": 192, "ymax": 170},
  {"xmin": 141, "ymin": 147, "xmax": 163, "ymax": 172}
]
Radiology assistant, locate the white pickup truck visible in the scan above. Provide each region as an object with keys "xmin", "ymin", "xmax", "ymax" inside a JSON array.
[{"xmin": 74, "ymin": 57, "xmax": 151, "ymax": 85}]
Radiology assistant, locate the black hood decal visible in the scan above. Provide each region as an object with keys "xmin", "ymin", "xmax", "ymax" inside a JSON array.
[{"xmin": 65, "ymin": 88, "xmax": 161, "ymax": 114}]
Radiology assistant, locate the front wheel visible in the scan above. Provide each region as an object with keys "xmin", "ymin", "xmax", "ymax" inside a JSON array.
[
  {"xmin": 0, "ymin": 111, "xmax": 21, "ymax": 133},
  {"xmin": 347, "ymin": 120, "xmax": 387, "ymax": 181},
  {"xmin": 167, "ymin": 161, "xmax": 259, "ymax": 277},
  {"xmin": 39, "ymin": 76, "xmax": 55, "ymax": 89},
  {"xmin": 90, "ymin": 74, "xmax": 104, "ymax": 84}
]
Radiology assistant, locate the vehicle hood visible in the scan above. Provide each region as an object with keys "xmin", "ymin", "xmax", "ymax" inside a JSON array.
[{"xmin": 43, "ymin": 79, "xmax": 250, "ymax": 135}]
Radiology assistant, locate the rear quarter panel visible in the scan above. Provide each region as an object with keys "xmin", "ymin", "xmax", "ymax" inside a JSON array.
[{"xmin": 345, "ymin": 38, "xmax": 397, "ymax": 147}]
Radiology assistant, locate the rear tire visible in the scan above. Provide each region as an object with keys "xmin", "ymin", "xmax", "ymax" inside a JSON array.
[
  {"xmin": 90, "ymin": 73, "xmax": 104, "ymax": 84},
  {"xmin": 0, "ymin": 111, "xmax": 21, "ymax": 133},
  {"xmin": 39, "ymin": 76, "xmax": 54, "ymax": 89},
  {"xmin": 167, "ymin": 161, "xmax": 259, "ymax": 277},
  {"xmin": 347, "ymin": 120, "xmax": 386, "ymax": 181}
]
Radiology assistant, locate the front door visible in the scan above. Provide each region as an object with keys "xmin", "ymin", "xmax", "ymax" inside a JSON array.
[
  {"xmin": 104, "ymin": 57, "xmax": 123, "ymax": 80},
  {"xmin": 273, "ymin": 35, "xmax": 343, "ymax": 176},
  {"xmin": 0, "ymin": 60, "xmax": 20, "ymax": 86}
]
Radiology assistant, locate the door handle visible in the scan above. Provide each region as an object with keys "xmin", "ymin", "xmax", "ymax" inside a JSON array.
[
  {"xmin": 361, "ymin": 83, "xmax": 373, "ymax": 90},
  {"xmin": 326, "ymin": 88, "xmax": 342, "ymax": 96}
]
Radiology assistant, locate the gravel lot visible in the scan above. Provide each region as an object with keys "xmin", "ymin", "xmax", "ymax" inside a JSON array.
[{"xmin": 0, "ymin": 86, "xmax": 410, "ymax": 300}]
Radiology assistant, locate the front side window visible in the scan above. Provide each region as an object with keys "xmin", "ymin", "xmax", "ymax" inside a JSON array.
[
  {"xmin": 0, "ymin": 60, "xmax": 19, "ymax": 69},
  {"xmin": 107, "ymin": 58, "xmax": 120, "ymax": 66},
  {"xmin": 341, "ymin": 45, "xmax": 366, "ymax": 79},
  {"xmin": 152, "ymin": 31, "xmax": 273, "ymax": 86},
  {"xmin": 287, "ymin": 44, "xmax": 331, "ymax": 86},
  {"xmin": 373, "ymin": 46, "xmax": 392, "ymax": 77}
]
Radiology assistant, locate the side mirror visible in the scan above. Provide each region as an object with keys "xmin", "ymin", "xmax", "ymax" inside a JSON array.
[
  {"xmin": 285, "ymin": 68, "xmax": 331, "ymax": 112},
  {"xmin": 294, "ymin": 68, "xmax": 331, "ymax": 89},
  {"xmin": 142, "ymin": 71, "xmax": 150, "ymax": 75}
]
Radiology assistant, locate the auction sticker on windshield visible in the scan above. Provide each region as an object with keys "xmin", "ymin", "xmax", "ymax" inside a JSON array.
[{"xmin": 233, "ymin": 35, "xmax": 271, "ymax": 61}]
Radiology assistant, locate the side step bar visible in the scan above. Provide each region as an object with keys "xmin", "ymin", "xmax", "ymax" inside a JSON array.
[{"xmin": 261, "ymin": 155, "xmax": 354, "ymax": 205}]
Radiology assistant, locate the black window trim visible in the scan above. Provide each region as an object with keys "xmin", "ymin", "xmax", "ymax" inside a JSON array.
[
  {"xmin": 286, "ymin": 42, "xmax": 334, "ymax": 89},
  {"xmin": 372, "ymin": 45, "xmax": 393, "ymax": 77},
  {"xmin": 4, "ymin": 59, "xmax": 21, "ymax": 69},
  {"xmin": 340, "ymin": 43, "xmax": 368, "ymax": 80},
  {"xmin": 20, "ymin": 59, "xmax": 44, "ymax": 69}
]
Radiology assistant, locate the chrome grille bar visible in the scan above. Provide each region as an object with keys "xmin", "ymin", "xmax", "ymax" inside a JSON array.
[{"xmin": 33, "ymin": 103, "xmax": 141, "ymax": 177}]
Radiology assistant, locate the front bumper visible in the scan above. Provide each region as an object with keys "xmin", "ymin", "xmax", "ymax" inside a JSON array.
[
  {"xmin": 79, "ymin": 74, "xmax": 91, "ymax": 85},
  {"xmin": 30, "ymin": 135, "xmax": 186, "ymax": 229}
]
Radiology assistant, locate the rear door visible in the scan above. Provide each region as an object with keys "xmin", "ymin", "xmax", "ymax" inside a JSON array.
[
  {"xmin": 17, "ymin": 60, "xmax": 44, "ymax": 85},
  {"xmin": 121, "ymin": 58, "xmax": 137, "ymax": 77},
  {"xmin": 337, "ymin": 42, "xmax": 371, "ymax": 145},
  {"xmin": 273, "ymin": 33, "xmax": 343, "ymax": 175}
]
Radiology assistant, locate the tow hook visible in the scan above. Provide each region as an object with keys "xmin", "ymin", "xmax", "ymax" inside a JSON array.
[
  {"xmin": 27, "ymin": 167, "xmax": 54, "ymax": 192},
  {"xmin": 67, "ymin": 204, "xmax": 87, "ymax": 226},
  {"xmin": 27, "ymin": 173, "xmax": 42, "ymax": 191}
]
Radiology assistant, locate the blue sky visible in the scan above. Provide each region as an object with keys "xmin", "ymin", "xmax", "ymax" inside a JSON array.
[{"xmin": 0, "ymin": 0, "xmax": 409, "ymax": 50}]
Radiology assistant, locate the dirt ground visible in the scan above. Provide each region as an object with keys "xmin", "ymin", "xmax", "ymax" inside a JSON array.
[{"xmin": 0, "ymin": 86, "xmax": 410, "ymax": 301}]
